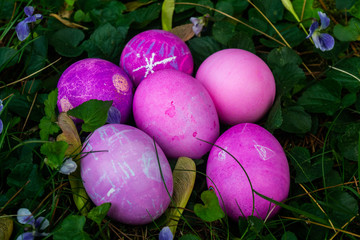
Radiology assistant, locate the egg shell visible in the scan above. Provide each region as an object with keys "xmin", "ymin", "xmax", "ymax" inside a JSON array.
[
  {"xmin": 196, "ymin": 49, "xmax": 276, "ymax": 125},
  {"xmin": 57, "ymin": 58, "xmax": 133, "ymax": 123},
  {"xmin": 120, "ymin": 29, "xmax": 194, "ymax": 87},
  {"xmin": 206, "ymin": 123, "xmax": 290, "ymax": 220},
  {"xmin": 81, "ymin": 124, "xmax": 173, "ymax": 225},
  {"xmin": 133, "ymin": 69, "xmax": 220, "ymax": 159}
]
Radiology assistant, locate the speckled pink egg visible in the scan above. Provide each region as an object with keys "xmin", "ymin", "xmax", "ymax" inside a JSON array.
[
  {"xmin": 206, "ymin": 123, "xmax": 290, "ymax": 220},
  {"xmin": 81, "ymin": 124, "xmax": 173, "ymax": 225},
  {"xmin": 57, "ymin": 58, "xmax": 133, "ymax": 123},
  {"xmin": 133, "ymin": 69, "xmax": 219, "ymax": 159},
  {"xmin": 120, "ymin": 29, "xmax": 193, "ymax": 87},
  {"xmin": 196, "ymin": 49, "xmax": 276, "ymax": 125}
]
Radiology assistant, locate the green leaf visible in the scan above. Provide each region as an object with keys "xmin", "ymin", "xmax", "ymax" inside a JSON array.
[
  {"xmin": 53, "ymin": 215, "xmax": 91, "ymax": 240},
  {"xmin": 267, "ymin": 47, "xmax": 302, "ymax": 68},
  {"xmin": 188, "ymin": 36, "xmax": 222, "ymax": 66},
  {"xmin": 130, "ymin": 3, "xmax": 161, "ymax": 28},
  {"xmin": 273, "ymin": 63, "xmax": 306, "ymax": 95},
  {"xmin": 341, "ymin": 92, "xmax": 357, "ymax": 108},
  {"xmin": 336, "ymin": 0, "xmax": 356, "ymax": 9},
  {"xmin": 328, "ymin": 57, "xmax": 360, "ymax": 92},
  {"xmin": 49, "ymin": 28, "xmax": 85, "ymax": 57},
  {"xmin": 0, "ymin": 47, "xmax": 19, "ymax": 70},
  {"xmin": 281, "ymin": 231, "xmax": 297, "ymax": 240},
  {"xmin": 288, "ymin": 147, "xmax": 334, "ymax": 183},
  {"xmin": 44, "ymin": 88, "xmax": 58, "ymax": 120},
  {"xmin": 252, "ymin": 0, "xmax": 284, "ymax": 23},
  {"xmin": 289, "ymin": 0, "xmax": 322, "ymax": 27},
  {"xmin": 228, "ymin": 31, "xmax": 255, "ymax": 53},
  {"xmin": 82, "ymin": 23, "xmax": 128, "ymax": 62},
  {"xmin": 297, "ymin": 79, "xmax": 342, "ymax": 115},
  {"xmin": 333, "ymin": 18, "xmax": 360, "ymax": 42},
  {"xmin": 337, "ymin": 124, "xmax": 360, "ymax": 161},
  {"xmin": 40, "ymin": 141, "xmax": 68, "ymax": 169},
  {"xmin": 214, "ymin": 1, "xmax": 234, "ymax": 21},
  {"xmin": 87, "ymin": 202, "xmax": 111, "ymax": 225},
  {"xmin": 74, "ymin": 10, "xmax": 91, "ymax": 23},
  {"xmin": 7, "ymin": 163, "xmax": 33, "ymax": 188},
  {"xmin": 265, "ymin": 97, "xmax": 283, "ymax": 132},
  {"xmin": 327, "ymin": 190, "xmax": 359, "ymax": 226},
  {"xmin": 280, "ymin": 105, "xmax": 311, "ymax": 134},
  {"xmin": 212, "ymin": 20, "xmax": 236, "ymax": 45},
  {"xmin": 90, "ymin": 1, "xmax": 128, "ymax": 27},
  {"xmin": 25, "ymin": 36, "xmax": 48, "ymax": 75},
  {"xmin": 194, "ymin": 190, "xmax": 225, "ymax": 222},
  {"xmin": 196, "ymin": 0, "xmax": 214, "ymax": 14},
  {"xmin": 39, "ymin": 117, "xmax": 60, "ymax": 141},
  {"xmin": 349, "ymin": 1, "xmax": 360, "ymax": 18},
  {"xmin": 67, "ymin": 99, "xmax": 112, "ymax": 132},
  {"xmin": 162, "ymin": 0, "xmax": 175, "ymax": 31},
  {"xmin": 248, "ymin": 216, "xmax": 264, "ymax": 233}
]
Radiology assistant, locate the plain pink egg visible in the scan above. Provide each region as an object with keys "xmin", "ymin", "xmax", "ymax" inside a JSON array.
[
  {"xmin": 206, "ymin": 123, "xmax": 290, "ymax": 220},
  {"xmin": 133, "ymin": 69, "xmax": 220, "ymax": 159},
  {"xmin": 196, "ymin": 49, "xmax": 276, "ymax": 125},
  {"xmin": 57, "ymin": 58, "xmax": 133, "ymax": 123},
  {"xmin": 81, "ymin": 124, "xmax": 173, "ymax": 225},
  {"xmin": 120, "ymin": 29, "xmax": 193, "ymax": 87}
]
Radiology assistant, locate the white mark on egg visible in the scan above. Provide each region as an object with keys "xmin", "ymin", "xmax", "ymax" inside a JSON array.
[
  {"xmin": 253, "ymin": 140, "xmax": 275, "ymax": 161},
  {"xmin": 123, "ymin": 161, "xmax": 135, "ymax": 177},
  {"xmin": 107, "ymin": 188, "xmax": 116, "ymax": 197},
  {"xmin": 218, "ymin": 149, "xmax": 227, "ymax": 161},
  {"xmin": 132, "ymin": 52, "xmax": 176, "ymax": 78}
]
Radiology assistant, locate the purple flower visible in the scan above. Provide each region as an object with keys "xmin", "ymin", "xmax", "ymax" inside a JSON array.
[
  {"xmin": 16, "ymin": 208, "xmax": 49, "ymax": 240},
  {"xmin": 15, "ymin": 6, "xmax": 43, "ymax": 41},
  {"xmin": 159, "ymin": 226, "xmax": 173, "ymax": 240},
  {"xmin": 306, "ymin": 11, "xmax": 335, "ymax": 51},
  {"xmin": 190, "ymin": 14, "xmax": 209, "ymax": 36},
  {"xmin": 59, "ymin": 158, "xmax": 77, "ymax": 175},
  {"xmin": 106, "ymin": 106, "xmax": 122, "ymax": 124}
]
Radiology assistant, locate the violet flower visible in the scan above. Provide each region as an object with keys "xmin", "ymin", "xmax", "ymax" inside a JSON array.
[
  {"xmin": 106, "ymin": 106, "xmax": 122, "ymax": 124},
  {"xmin": 190, "ymin": 14, "xmax": 209, "ymax": 36},
  {"xmin": 306, "ymin": 11, "xmax": 335, "ymax": 51},
  {"xmin": 59, "ymin": 158, "xmax": 77, "ymax": 175},
  {"xmin": 159, "ymin": 226, "xmax": 173, "ymax": 240},
  {"xmin": 15, "ymin": 6, "xmax": 43, "ymax": 41},
  {"xmin": 16, "ymin": 208, "xmax": 49, "ymax": 240}
]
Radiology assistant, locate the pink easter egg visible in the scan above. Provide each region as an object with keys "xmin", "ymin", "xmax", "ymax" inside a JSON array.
[
  {"xmin": 81, "ymin": 124, "xmax": 173, "ymax": 225},
  {"xmin": 133, "ymin": 69, "xmax": 219, "ymax": 159},
  {"xmin": 57, "ymin": 58, "xmax": 133, "ymax": 123},
  {"xmin": 206, "ymin": 123, "xmax": 290, "ymax": 220},
  {"xmin": 196, "ymin": 49, "xmax": 276, "ymax": 125},
  {"xmin": 120, "ymin": 29, "xmax": 193, "ymax": 87}
]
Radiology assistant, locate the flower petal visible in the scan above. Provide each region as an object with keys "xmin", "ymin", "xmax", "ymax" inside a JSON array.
[
  {"xmin": 107, "ymin": 106, "xmax": 121, "ymax": 124},
  {"xmin": 0, "ymin": 119, "xmax": 3, "ymax": 134},
  {"xmin": 34, "ymin": 217, "xmax": 49, "ymax": 231},
  {"xmin": 159, "ymin": 226, "xmax": 173, "ymax": 240},
  {"xmin": 0, "ymin": 99, "xmax": 3, "ymax": 112},
  {"xmin": 306, "ymin": 21, "xmax": 319, "ymax": 39},
  {"xmin": 59, "ymin": 158, "xmax": 77, "ymax": 175},
  {"xmin": 15, "ymin": 20, "xmax": 30, "ymax": 41},
  {"xmin": 34, "ymin": 14, "xmax": 43, "ymax": 21},
  {"xmin": 24, "ymin": 6, "xmax": 34, "ymax": 17},
  {"xmin": 317, "ymin": 33, "xmax": 335, "ymax": 51},
  {"xmin": 17, "ymin": 208, "xmax": 35, "ymax": 225},
  {"xmin": 16, "ymin": 232, "xmax": 34, "ymax": 240},
  {"xmin": 190, "ymin": 17, "xmax": 200, "ymax": 25},
  {"xmin": 23, "ymin": 15, "xmax": 37, "ymax": 24},
  {"xmin": 318, "ymin": 11, "xmax": 330, "ymax": 30}
]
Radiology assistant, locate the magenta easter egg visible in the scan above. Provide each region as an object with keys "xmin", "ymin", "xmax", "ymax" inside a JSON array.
[
  {"xmin": 196, "ymin": 49, "xmax": 276, "ymax": 125},
  {"xmin": 120, "ymin": 29, "xmax": 193, "ymax": 87},
  {"xmin": 133, "ymin": 69, "xmax": 219, "ymax": 159},
  {"xmin": 57, "ymin": 58, "xmax": 133, "ymax": 123},
  {"xmin": 206, "ymin": 123, "xmax": 290, "ymax": 220},
  {"xmin": 81, "ymin": 124, "xmax": 173, "ymax": 225}
]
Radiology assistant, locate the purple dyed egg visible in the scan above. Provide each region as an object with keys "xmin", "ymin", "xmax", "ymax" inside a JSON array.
[
  {"xmin": 133, "ymin": 69, "xmax": 219, "ymax": 159},
  {"xmin": 206, "ymin": 123, "xmax": 290, "ymax": 220},
  {"xmin": 57, "ymin": 58, "xmax": 133, "ymax": 123},
  {"xmin": 81, "ymin": 124, "xmax": 173, "ymax": 225},
  {"xmin": 120, "ymin": 29, "xmax": 194, "ymax": 87}
]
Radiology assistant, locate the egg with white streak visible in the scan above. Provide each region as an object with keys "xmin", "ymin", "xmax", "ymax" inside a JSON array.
[
  {"xmin": 81, "ymin": 124, "xmax": 173, "ymax": 225},
  {"xmin": 206, "ymin": 123, "xmax": 290, "ymax": 220}
]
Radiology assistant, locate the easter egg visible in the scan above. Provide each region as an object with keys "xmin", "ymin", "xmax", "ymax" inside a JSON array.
[
  {"xmin": 120, "ymin": 29, "xmax": 194, "ymax": 87},
  {"xmin": 57, "ymin": 58, "xmax": 133, "ymax": 123},
  {"xmin": 81, "ymin": 124, "xmax": 173, "ymax": 225},
  {"xmin": 206, "ymin": 123, "xmax": 290, "ymax": 220},
  {"xmin": 196, "ymin": 49, "xmax": 276, "ymax": 125},
  {"xmin": 133, "ymin": 69, "xmax": 219, "ymax": 159}
]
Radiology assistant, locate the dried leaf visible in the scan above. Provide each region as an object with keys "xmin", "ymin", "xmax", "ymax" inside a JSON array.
[
  {"xmin": 165, "ymin": 157, "xmax": 196, "ymax": 235},
  {"xmin": 0, "ymin": 215, "xmax": 13, "ymax": 240},
  {"xmin": 50, "ymin": 13, "xmax": 88, "ymax": 30},
  {"xmin": 170, "ymin": 24, "xmax": 195, "ymax": 42},
  {"xmin": 125, "ymin": 0, "xmax": 155, "ymax": 12}
]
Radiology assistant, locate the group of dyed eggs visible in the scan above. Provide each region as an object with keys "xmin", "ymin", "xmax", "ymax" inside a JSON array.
[{"xmin": 56, "ymin": 30, "xmax": 290, "ymax": 225}]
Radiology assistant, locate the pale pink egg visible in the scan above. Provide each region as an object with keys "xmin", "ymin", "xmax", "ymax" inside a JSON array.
[
  {"xmin": 133, "ymin": 69, "xmax": 219, "ymax": 159},
  {"xmin": 206, "ymin": 123, "xmax": 290, "ymax": 220},
  {"xmin": 57, "ymin": 58, "xmax": 133, "ymax": 123},
  {"xmin": 120, "ymin": 29, "xmax": 193, "ymax": 87},
  {"xmin": 81, "ymin": 124, "xmax": 173, "ymax": 225},
  {"xmin": 196, "ymin": 49, "xmax": 276, "ymax": 125}
]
